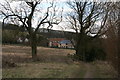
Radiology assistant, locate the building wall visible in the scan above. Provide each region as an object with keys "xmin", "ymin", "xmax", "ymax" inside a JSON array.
[
  {"xmin": 49, "ymin": 41, "xmax": 52, "ymax": 47},
  {"xmin": 58, "ymin": 43, "xmax": 74, "ymax": 48}
]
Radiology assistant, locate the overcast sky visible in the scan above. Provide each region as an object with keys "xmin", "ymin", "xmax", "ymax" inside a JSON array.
[
  {"xmin": 0, "ymin": 0, "xmax": 75, "ymax": 31},
  {"xmin": 0, "ymin": 0, "xmax": 119, "ymax": 32}
]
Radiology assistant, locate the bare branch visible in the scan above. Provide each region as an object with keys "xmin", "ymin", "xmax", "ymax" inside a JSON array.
[
  {"xmin": 35, "ymin": 3, "xmax": 63, "ymax": 32},
  {"xmin": 2, "ymin": 14, "xmax": 28, "ymax": 30},
  {"xmin": 35, "ymin": 4, "xmax": 53, "ymax": 32},
  {"xmin": 95, "ymin": 10, "xmax": 109, "ymax": 37}
]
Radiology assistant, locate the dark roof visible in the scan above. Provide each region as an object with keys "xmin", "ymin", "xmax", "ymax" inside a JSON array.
[{"xmin": 59, "ymin": 40, "xmax": 71, "ymax": 44}]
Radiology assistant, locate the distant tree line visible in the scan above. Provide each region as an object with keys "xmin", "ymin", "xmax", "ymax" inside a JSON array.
[
  {"xmin": 2, "ymin": 23, "xmax": 73, "ymax": 46},
  {"xmin": 2, "ymin": 23, "xmax": 26, "ymax": 44},
  {"xmin": 2, "ymin": 23, "xmax": 49, "ymax": 46}
]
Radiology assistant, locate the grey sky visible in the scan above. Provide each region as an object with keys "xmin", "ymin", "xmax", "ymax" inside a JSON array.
[{"xmin": 0, "ymin": 0, "xmax": 119, "ymax": 32}]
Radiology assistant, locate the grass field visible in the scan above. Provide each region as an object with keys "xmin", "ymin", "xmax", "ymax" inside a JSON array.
[{"xmin": 2, "ymin": 45, "xmax": 117, "ymax": 78}]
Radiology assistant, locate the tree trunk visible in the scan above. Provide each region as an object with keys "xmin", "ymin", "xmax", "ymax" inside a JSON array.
[
  {"xmin": 118, "ymin": 12, "xmax": 120, "ymax": 78},
  {"xmin": 75, "ymin": 34, "xmax": 94, "ymax": 62},
  {"xmin": 76, "ymin": 42, "xmax": 86, "ymax": 61},
  {"xmin": 118, "ymin": 25, "xmax": 120, "ymax": 78},
  {"xmin": 75, "ymin": 34, "xmax": 87, "ymax": 61},
  {"xmin": 30, "ymin": 33, "xmax": 37, "ymax": 60}
]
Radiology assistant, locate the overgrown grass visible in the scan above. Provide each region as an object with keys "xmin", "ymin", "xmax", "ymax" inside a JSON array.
[
  {"xmin": 91, "ymin": 61, "xmax": 118, "ymax": 78},
  {"xmin": 2, "ymin": 45, "xmax": 117, "ymax": 78},
  {"xmin": 2, "ymin": 62, "xmax": 86, "ymax": 78}
]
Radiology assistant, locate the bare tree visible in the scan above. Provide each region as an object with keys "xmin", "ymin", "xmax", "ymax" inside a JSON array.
[
  {"xmin": 118, "ymin": 10, "xmax": 120, "ymax": 79},
  {"xmin": 66, "ymin": 1, "xmax": 110, "ymax": 61},
  {"xmin": 0, "ymin": 0, "xmax": 62, "ymax": 60},
  {"xmin": 104, "ymin": 2, "xmax": 120, "ymax": 77}
]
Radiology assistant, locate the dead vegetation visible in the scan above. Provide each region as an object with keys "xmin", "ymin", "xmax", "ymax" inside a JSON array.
[
  {"xmin": 2, "ymin": 45, "xmax": 117, "ymax": 78},
  {"xmin": 2, "ymin": 45, "xmax": 75, "ymax": 68}
]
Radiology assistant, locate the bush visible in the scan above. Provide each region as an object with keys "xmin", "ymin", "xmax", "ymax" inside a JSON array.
[
  {"xmin": 68, "ymin": 40, "xmax": 106, "ymax": 62},
  {"xmin": 85, "ymin": 47, "xmax": 106, "ymax": 62}
]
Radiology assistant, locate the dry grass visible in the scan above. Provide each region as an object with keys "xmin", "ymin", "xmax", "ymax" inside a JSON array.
[
  {"xmin": 3, "ymin": 62, "xmax": 86, "ymax": 78},
  {"xmin": 2, "ymin": 45, "xmax": 75, "ymax": 63},
  {"xmin": 2, "ymin": 45, "xmax": 86, "ymax": 78},
  {"xmin": 2, "ymin": 45, "xmax": 117, "ymax": 78}
]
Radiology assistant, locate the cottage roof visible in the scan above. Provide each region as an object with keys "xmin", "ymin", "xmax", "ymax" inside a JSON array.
[{"xmin": 59, "ymin": 40, "xmax": 71, "ymax": 44}]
